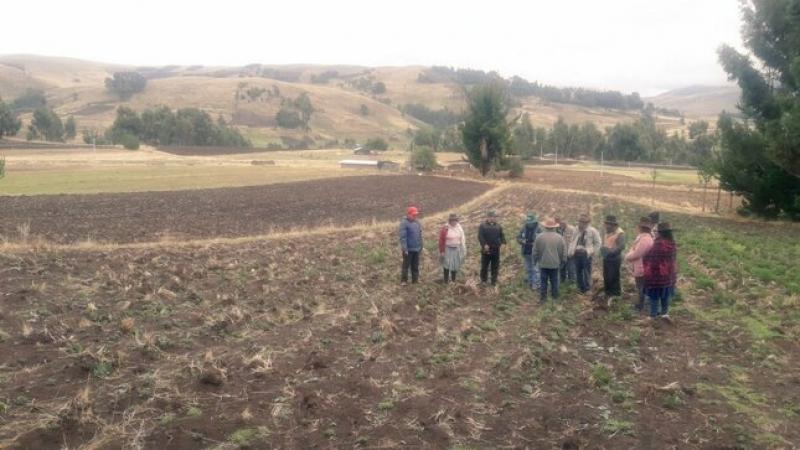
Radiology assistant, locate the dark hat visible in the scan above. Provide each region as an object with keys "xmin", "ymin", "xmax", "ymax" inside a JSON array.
[
  {"xmin": 526, "ymin": 212, "xmax": 537, "ymax": 222},
  {"xmin": 604, "ymin": 215, "xmax": 618, "ymax": 225},
  {"xmin": 578, "ymin": 213, "xmax": 591, "ymax": 223},
  {"xmin": 448, "ymin": 213, "xmax": 460, "ymax": 221},
  {"xmin": 657, "ymin": 222, "xmax": 673, "ymax": 232},
  {"xmin": 649, "ymin": 211, "xmax": 661, "ymax": 222},
  {"xmin": 638, "ymin": 217, "xmax": 653, "ymax": 229},
  {"xmin": 487, "ymin": 210, "xmax": 498, "ymax": 218}
]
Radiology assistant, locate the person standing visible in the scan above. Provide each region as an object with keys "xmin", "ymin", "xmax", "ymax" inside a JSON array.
[
  {"xmin": 438, "ymin": 213, "xmax": 466, "ymax": 283},
  {"xmin": 399, "ymin": 206, "xmax": 423, "ymax": 284},
  {"xmin": 648, "ymin": 211, "xmax": 661, "ymax": 236},
  {"xmin": 555, "ymin": 215, "xmax": 577, "ymax": 283},
  {"xmin": 643, "ymin": 222, "xmax": 678, "ymax": 321},
  {"xmin": 516, "ymin": 213, "xmax": 540, "ymax": 289},
  {"xmin": 601, "ymin": 215, "xmax": 626, "ymax": 297},
  {"xmin": 624, "ymin": 217, "xmax": 655, "ymax": 312},
  {"xmin": 569, "ymin": 214, "xmax": 601, "ymax": 294},
  {"xmin": 533, "ymin": 218, "xmax": 566, "ymax": 304},
  {"xmin": 478, "ymin": 210, "xmax": 506, "ymax": 286}
]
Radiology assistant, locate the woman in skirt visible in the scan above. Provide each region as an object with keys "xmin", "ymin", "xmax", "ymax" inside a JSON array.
[{"xmin": 438, "ymin": 213, "xmax": 467, "ymax": 283}]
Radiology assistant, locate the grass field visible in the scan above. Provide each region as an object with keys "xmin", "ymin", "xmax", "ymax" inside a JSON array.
[
  {"xmin": 0, "ymin": 165, "xmax": 370, "ymax": 195},
  {"xmin": 536, "ymin": 161, "xmax": 705, "ymax": 185},
  {"xmin": 0, "ymin": 147, "xmax": 409, "ymax": 195}
]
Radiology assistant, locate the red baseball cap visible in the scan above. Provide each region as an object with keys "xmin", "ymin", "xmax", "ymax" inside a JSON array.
[{"xmin": 407, "ymin": 206, "xmax": 419, "ymax": 217}]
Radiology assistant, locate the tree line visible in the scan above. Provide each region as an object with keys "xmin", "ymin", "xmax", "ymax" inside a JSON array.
[
  {"xmin": 107, "ymin": 106, "xmax": 250, "ymax": 148},
  {"xmin": 0, "ymin": 96, "xmax": 77, "ymax": 142},
  {"xmin": 419, "ymin": 66, "xmax": 648, "ymax": 112}
]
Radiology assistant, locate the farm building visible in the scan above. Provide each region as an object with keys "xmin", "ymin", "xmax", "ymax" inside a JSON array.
[{"xmin": 339, "ymin": 160, "xmax": 399, "ymax": 170}]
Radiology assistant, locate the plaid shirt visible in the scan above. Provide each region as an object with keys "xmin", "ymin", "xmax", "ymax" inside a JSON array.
[{"xmin": 643, "ymin": 238, "xmax": 677, "ymax": 288}]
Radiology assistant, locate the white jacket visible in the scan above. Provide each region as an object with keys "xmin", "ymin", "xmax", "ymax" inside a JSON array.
[{"xmin": 568, "ymin": 225, "xmax": 601, "ymax": 258}]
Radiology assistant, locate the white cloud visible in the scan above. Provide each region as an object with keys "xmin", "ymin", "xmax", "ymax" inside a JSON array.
[{"xmin": 0, "ymin": 0, "xmax": 743, "ymax": 94}]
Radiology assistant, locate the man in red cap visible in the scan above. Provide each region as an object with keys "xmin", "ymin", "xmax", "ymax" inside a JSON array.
[{"xmin": 399, "ymin": 206, "xmax": 423, "ymax": 284}]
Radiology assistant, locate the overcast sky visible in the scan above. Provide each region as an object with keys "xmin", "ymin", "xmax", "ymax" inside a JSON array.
[{"xmin": 0, "ymin": 0, "xmax": 743, "ymax": 96}]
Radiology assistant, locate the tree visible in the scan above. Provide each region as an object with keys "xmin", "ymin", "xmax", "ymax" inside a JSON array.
[
  {"xmin": 64, "ymin": 116, "xmax": 77, "ymax": 140},
  {"xmin": 11, "ymin": 88, "xmax": 47, "ymax": 111},
  {"xmin": 409, "ymin": 146, "xmax": 437, "ymax": 171},
  {"xmin": 461, "ymin": 82, "xmax": 512, "ymax": 176},
  {"xmin": 28, "ymin": 107, "xmax": 65, "ymax": 141},
  {"xmin": 109, "ymin": 106, "xmax": 143, "ymax": 143},
  {"xmin": 511, "ymin": 113, "xmax": 536, "ymax": 159},
  {"xmin": 688, "ymin": 120, "xmax": 709, "ymax": 139},
  {"xmin": 716, "ymin": 113, "xmax": 800, "ymax": 218},
  {"xmin": 293, "ymin": 93, "xmax": 314, "ymax": 130},
  {"xmin": 105, "ymin": 71, "xmax": 147, "ymax": 100},
  {"xmin": 364, "ymin": 137, "xmax": 389, "ymax": 151},
  {"xmin": 413, "ymin": 127, "xmax": 442, "ymax": 152},
  {"xmin": 0, "ymin": 97, "xmax": 22, "ymax": 138},
  {"xmin": 371, "ymin": 81, "xmax": 386, "ymax": 95},
  {"xmin": 713, "ymin": 0, "xmax": 800, "ymax": 218},
  {"xmin": 359, "ymin": 104, "xmax": 369, "ymax": 116},
  {"xmin": 275, "ymin": 107, "xmax": 303, "ymax": 129}
]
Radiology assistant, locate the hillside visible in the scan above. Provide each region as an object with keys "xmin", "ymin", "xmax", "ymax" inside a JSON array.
[
  {"xmin": 1, "ymin": 54, "xmax": 701, "ymax": 148},
  {"xmin": 646, "ymin": 84, "xmax": 741, "ymax": 119}
]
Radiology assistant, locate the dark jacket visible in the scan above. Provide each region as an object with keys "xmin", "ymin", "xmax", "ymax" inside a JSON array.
[
  {"xmin": 399, "ymin": 217, "xmax": 423, "ymax": 252},
  {"xmin": 643, "ymin": 237, "xmax": 677, "ymax": 288},
  {"xmin": 516, "ymin": 222, "xmax": 540, "ymax": 255},
  {"xmin": 478, "ymin": 221, "xmax": 506, "ymax": 255}
]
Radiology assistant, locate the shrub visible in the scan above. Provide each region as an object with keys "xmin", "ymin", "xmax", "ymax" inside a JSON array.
[
  {"xmin": 507, "ymin": 157, "xmax": 525, "ymax": 178},
  {"xmin": 105, "ymin": 72, "xmax": 147, "ymax": 100},
  {"xmin": 119, "ymin": 133, "xmax": 140, "ymax": 150},
  {"xmin": 0, "ymin": 156, "xmax": 5, "ymax": 179},
  {"xmin": 275, "ymin": 107, "xmax": 303, "ymax": 129},
  {"xmin": 364, "ymin": 137, "xmax": 389, "ymax": 151},
  {"xmin": 409, "ymin": 146, "xmax": 437, "ymax": 171}
]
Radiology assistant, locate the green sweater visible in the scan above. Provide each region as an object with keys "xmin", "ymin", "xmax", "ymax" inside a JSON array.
[{"xmin": 532, "ymin": 230, "xmax": 567, "ymax": 269}]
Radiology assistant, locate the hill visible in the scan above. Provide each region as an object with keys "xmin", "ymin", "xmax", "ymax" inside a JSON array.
[
  {"xmin": 1, "ymin": 54, "xmax": 702, "ymax": 148},
  {"xmin": 646, "ymin": 84, "xmax": 741, "ymax": 119}
]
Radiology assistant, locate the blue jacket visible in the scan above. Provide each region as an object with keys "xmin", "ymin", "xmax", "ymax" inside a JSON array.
[
  {"xmin": 399, "ymin": 217, "xmax": 423, "ymax": 252},
  {"xmin": 517, "ymin": 222, "xmax": 540, "ymax": 255}
]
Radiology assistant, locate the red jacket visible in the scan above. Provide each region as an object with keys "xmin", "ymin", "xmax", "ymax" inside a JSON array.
[{"xmin": 643, "ymin": 238, "xmax": 677, "ymax": 288}]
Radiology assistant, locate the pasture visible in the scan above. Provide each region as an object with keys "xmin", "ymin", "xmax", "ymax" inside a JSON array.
[{"xmin": 0, "ymin": 147, "xmax": 797, "ymax": 449}]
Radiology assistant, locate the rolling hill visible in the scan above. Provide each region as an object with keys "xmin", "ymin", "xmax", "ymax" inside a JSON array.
[
  {"xmin": 1, "ymin": 54, "xmax": 708, "ymax": 148},
  {"xmin": 646, "ymin": 84, "xmax": 741, "ymax": 119}
]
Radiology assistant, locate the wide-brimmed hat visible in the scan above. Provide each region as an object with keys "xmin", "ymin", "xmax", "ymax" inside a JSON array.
[
  {"xmin": 638, "ymin": 217, "xmax": 653, "ymax": 230},
  {"xmin": 407, "ymin": 206, "xmax": 419, "ymax": 217},
  {"xmin": 604, "ymin": 215, "xmax": 618, "ymax": 225},
  {"xmin": 657, "ymin": 222, "xmax": 674, "ymax": 232},
  {"xmin": 448, "ymin": 213, "xmax": 460, "ymax": 222},
  {"xmin": 526, "ymin": 212, "xmax": 537, "ymax": 222},
  {"xmin": 542, "ymin": 218, "xmax": 559, "ymax": 229},
  {"xmin": 487, "ymin": 210, "xmax": 498, "ymax": 218},
  {"xmin": 578, "ymin": 213, "xmax": 591, "ymax": 223}
]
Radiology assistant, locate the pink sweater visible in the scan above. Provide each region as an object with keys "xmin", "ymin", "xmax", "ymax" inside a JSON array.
[{"xmin": 625, "ymin": 232, "xmax": 654, "ymax": 277}]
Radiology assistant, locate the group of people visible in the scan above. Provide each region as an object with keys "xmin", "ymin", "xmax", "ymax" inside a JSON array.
[{"xmin": 399, "ymin": 207, "xmax": 678, "ymax": 320}]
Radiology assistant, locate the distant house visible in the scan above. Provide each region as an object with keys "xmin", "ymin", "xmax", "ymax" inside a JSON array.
[{"xmin": 339, "ymin": 160, "xmax": 399, "ymax": 170}]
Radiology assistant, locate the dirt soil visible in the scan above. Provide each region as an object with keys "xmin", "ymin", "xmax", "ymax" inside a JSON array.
[
  {"xmin": 523, "ymin": 167, "xmax": 742, "ymax": 214},
  {"xmin": 0, "ymin": 175, "xmax": 489, "ymax": 244},
  {"xmin": 1, "ymin": 184, "xmax": 796, "ymax": 449}
]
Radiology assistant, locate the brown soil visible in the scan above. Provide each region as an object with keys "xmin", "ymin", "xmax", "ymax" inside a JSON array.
[
  {"xmin": 0, "ymin": 175, "xmax": 489, "ymax": 244},
  {"xmin": 523, "ymin": 167, "xmax": 742, "ymax": 214},
  {"xmin": 1, "ymin": 184, "xmax": 795, "ymax": 449}
]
